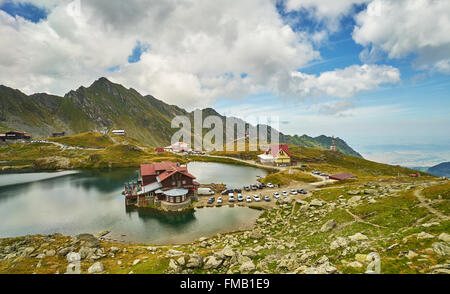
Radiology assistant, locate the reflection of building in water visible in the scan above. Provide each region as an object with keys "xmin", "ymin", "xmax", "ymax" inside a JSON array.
[
  {"xmin": 124, "ymin": 162, "xmax": 199, "ymax": 213},
  {"xmin": 125, "ymin": 206, "xmax": 196, "ymax": 226}
]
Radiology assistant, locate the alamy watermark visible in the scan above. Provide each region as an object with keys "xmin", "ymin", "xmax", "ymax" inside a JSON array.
[{"xmin": 171, "ymin": 110, "xmax": 280, "ymax": 152}]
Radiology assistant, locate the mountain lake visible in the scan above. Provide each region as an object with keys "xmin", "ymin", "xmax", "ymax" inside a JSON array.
[{"xmin": 0, "ymin": 162, "xmax": 268, "ymax": 244}]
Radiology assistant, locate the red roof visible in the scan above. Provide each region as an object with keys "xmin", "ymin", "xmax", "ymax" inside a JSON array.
[
  {"xmin": 140, "ymin": 162, "xmax": 178, "ymax": 176},
  {"xmin": 157, "ymin": 166, "xmax": 196, "ymax": 182},
  {"xmin": 266, "ymin": 144, "xmax": 291, "ymax": 158},
  {"xmin": 329, "ymin": 172, "xmax": 356, "ymax": 181}
]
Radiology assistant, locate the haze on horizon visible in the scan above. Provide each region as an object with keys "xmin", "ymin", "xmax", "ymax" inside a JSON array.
[{"xmin": 0, "ymin": 0, "xmax": 449, "ymax": 166}]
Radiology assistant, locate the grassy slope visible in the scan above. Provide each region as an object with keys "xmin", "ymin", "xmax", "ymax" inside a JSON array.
[{"xmin": 48, "ymin": 132, "xmax": 114, "ymax": 148}]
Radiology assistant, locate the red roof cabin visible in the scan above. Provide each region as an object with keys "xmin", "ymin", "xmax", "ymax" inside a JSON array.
[
  {"xmin": 133, "ymin": 162, "xmax": 200, "ymax": 210},
  {"xmin": 155, "ymin": 147, "xmax": 165, "ymax": 153}
]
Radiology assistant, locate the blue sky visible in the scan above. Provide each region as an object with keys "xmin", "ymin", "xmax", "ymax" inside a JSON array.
[{"xmin": 0, "ymin": 0, "xmax": 449, "ymax": 166}]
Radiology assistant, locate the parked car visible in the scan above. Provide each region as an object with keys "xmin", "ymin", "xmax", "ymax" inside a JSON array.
[
  {"xmin": 253, "ymin": 195, "xmax": 261, "ymax": 202},
  {"xmin": 237, "ymin": 194, "xmax": 244, "ymax": 202},
  {"xmin": 228, "ymin": 192, "xmax": 234, "ymax": 198},
  {"xmin": 244, "ymin": 186, "xmax": 251, "ymax": 192},
  {"xmin": 257, "ymin": 183, "xmax": 263, "ymax": 189},
  {"xmin": 251, "ymin": 185, "xmax": 258, "ymax": 191},
  {"xmin": 246, "ymin": 196, "xmax": 252, "ymax": 203},
  {"xmin": 234, "ymin": 188, "xmax": 242, "ymax": 193},
  {"xmin": 207, "ymin": 197, "xmax": 215, "ymax": 204},
  {"xmin": 273, "ymin": 192, "xmax": 280, "ymax": 199},
  {"xmin": 222, "ymin": 189, "xmax": 233, "ymax": 195},
  {"xmin": 217, "ymin": 197, "xmax": 223, "ymax": 204},
  {"xmin": 229, "ymin": 195, "xmax": 235, "ymax": 202},
  {"xmin": 282, "ymin": 191, "xmax": 288, "ymax": 196},
  {"xmin": 198, "ymin": 188, "xmax": 215, "ymax": 196},
  {"xmin": 297, "ymin": 189, "xmax": 307, "ymax": 194},
  {"xmin": 290, "ymin": 189, "xmax": 298, "ymax": 195},
  {"xmin": 267, "ymin": 183, "xmax": 274, "ymax": 188},
  {"xmin": 263, "ymin": 195, "xmax": 270, "ymax": 202}
]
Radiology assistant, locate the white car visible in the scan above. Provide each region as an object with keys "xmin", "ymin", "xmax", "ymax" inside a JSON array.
[
  {"xmin": 246, "ymin": 196, "xmax": 252, "ymax": 203},
  {"xmin": 217, "ymin": 197, "xmax": 223, "ymax": 204},
  {"xmin": 267, "ymin": 183, "xmax": 274, "ymax": 188},
  {"xmin": 228, "ymin": 192, "xmax": 234, "ymax": 198},
  {"xmin": 273, "ymin": 192, "xmax": 280, "ymax": 199},
  {"xmin": 253, "ymin": 195, "xmax": 261, "ymax": 202},
  {"xmin": 290, "ymin": 189, "xmax": 298, "ymax": 195},
  {"xmin": 282, "ymin": 191, "xmax": 288, "ymax": 197}
]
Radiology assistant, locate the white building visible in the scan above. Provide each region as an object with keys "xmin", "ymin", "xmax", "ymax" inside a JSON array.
[
  {"xmin": 165, "ymin": 141, "xmax": 190, "ymax": 152},
  {"xmin": 112, "ymin": 130, "xmax": 125, "ymax": 136}
]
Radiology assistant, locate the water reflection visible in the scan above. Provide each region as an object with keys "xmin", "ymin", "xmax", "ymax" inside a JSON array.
[
  {"xmin": 0, "ymin": 164, "xmax": 264, "ymax": 244},
  {"xmin": 125, "ymin": 206, "xmax": 197, "ymax": 227}
]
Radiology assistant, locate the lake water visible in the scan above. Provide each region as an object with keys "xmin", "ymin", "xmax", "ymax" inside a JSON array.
[
  {"xmin": 187, "ymin": 161, "xmax": 268, "ymax": 189},
  {"xmin": 0, "ymin": 162, "xmax": 266, "ymax": 244}
]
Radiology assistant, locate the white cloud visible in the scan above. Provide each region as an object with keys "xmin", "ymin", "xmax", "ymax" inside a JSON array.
[
  {"xmin": 0, "ymin": 0, "xmax": 324, "ymax": 109},
  {"xmin": 287, "ymin": 64, "xmax": 400, "ymax": 98},
  {"xmin": 353, "ymin": 0, "xmax": 450, "ymax": 73},
  {"xmin": 0, "ymin": 0, "xmax": 402, "ymax": 110},
  {"xmin": 284, "ymin": 0, "xmax": 370, "ymax": 32}
]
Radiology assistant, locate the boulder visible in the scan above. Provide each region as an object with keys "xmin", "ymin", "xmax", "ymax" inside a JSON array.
[
  {"xmin": 310, "ymin": 199, "xmax": 324, "ymax": 207},
  {"xmin": 239, "ymin": 261, "xmax": 256, "ymax": 274},
  {"xmin": 347, "ymin": 261, "xmax": 363, "ymax": 268},
  {"xmin": 168, "ymin": 259, "xmax": 179, "ymax": 271},
  {"xmin": 432, "ymin": 242, "xmax": 450, "ymax": 256},
  {"xmin": 438, "ymin": 233, "xmax": 450, "ymax": 243},
  {"xmin": 45, "ymin": 249, "xmax": 56, "ymax": 257},
  {"xmin": 75, "ymin": 234, "xmax": 100, "ymax": 248},
  {"xmin": 21, "ymin": 247, "xmax": 35, "ymax": 258},
  {"xmin": 186, "ymin": 254, "xmax": 203, "ymax": 268},
  {"xmin": 109, "ymin": 246, "xmax": 121, "ymax": 254},
  {"xmin": 166, "ymin": 249, "xmax": 184, "ymax": 257},
  {"xmin": 349, "ymin": 233, "xmax": 369, "ymax": 242},
  {"xmin": 203, "ymin": 256, "xmax": 223, "ymax": 270},
  {"xmin": 330, "ymin": 237, "xmax": 348, "ymax": 250},
  {"xmin": 88, "ymin": 262, "xmax": 104, "ymax": 274},
  {"xmin": 320, "ymin": 219, "xmax": 337, "ymax": 233},
  {"xmin": 222, "ymin": 246, "xmax": 235, "ymax": 257},
  {"xmin": 177, "ymin": 256, "xmax": 186, "ymax": 266},
  {"xmin": 417, "ymin": 232, "xmax": 434, "ymax": 239},
  {"xmin": 406, "ymin": 251, "xmax": 418, "ymax": 259}
]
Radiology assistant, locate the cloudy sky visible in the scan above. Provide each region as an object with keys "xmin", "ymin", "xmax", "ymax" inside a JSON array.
[{"xmin": 0, "ymin": 0, "xmax": 449, "ymax": 166}]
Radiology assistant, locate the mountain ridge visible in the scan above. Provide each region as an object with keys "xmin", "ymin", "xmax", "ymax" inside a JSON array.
[{"xmin": 0, "ymin": 77, "xmax": 361, "ymax": 157}]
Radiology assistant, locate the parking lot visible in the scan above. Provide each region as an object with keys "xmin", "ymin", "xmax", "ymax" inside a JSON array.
[{"xmin": 194, "ymin": 180, "xmax": 316, "ymax": 209}]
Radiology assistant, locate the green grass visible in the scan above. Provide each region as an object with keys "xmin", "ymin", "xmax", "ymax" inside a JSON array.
[
  {"xmin": 422, "ymin": 182, "xmax": 450, "ymax": 200},
  {"xmin": 48, "ymin": 132, "xmax": 114, "ymax": 148},
  {"xmin": 260, "ymin": 170, "xmax": 317, "ymax": 185}
]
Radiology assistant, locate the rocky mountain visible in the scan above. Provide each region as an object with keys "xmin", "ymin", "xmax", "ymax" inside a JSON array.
[{"xmin": 0, "ymin": 77, "xmax": 361, "ymax": 157}]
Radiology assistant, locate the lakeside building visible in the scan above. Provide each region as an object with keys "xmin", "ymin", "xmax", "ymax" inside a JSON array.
[
  {"xmin": 125, "ymin": 162, "xmax": 199, "ymax": 212},
  {"xmin": 257, "ymin": 144, "xmax": 292, "ymax": 166}
]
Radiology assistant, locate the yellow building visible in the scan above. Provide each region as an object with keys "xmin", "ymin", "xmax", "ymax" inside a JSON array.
[{"xmin": 258, "ymin": 144, "xmax": 291, "ymax": 166}]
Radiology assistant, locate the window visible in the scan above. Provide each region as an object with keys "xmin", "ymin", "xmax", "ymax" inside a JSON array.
[{"xmin": 182, "ymin": 180, "xmax": 186, "ymax": 184}]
